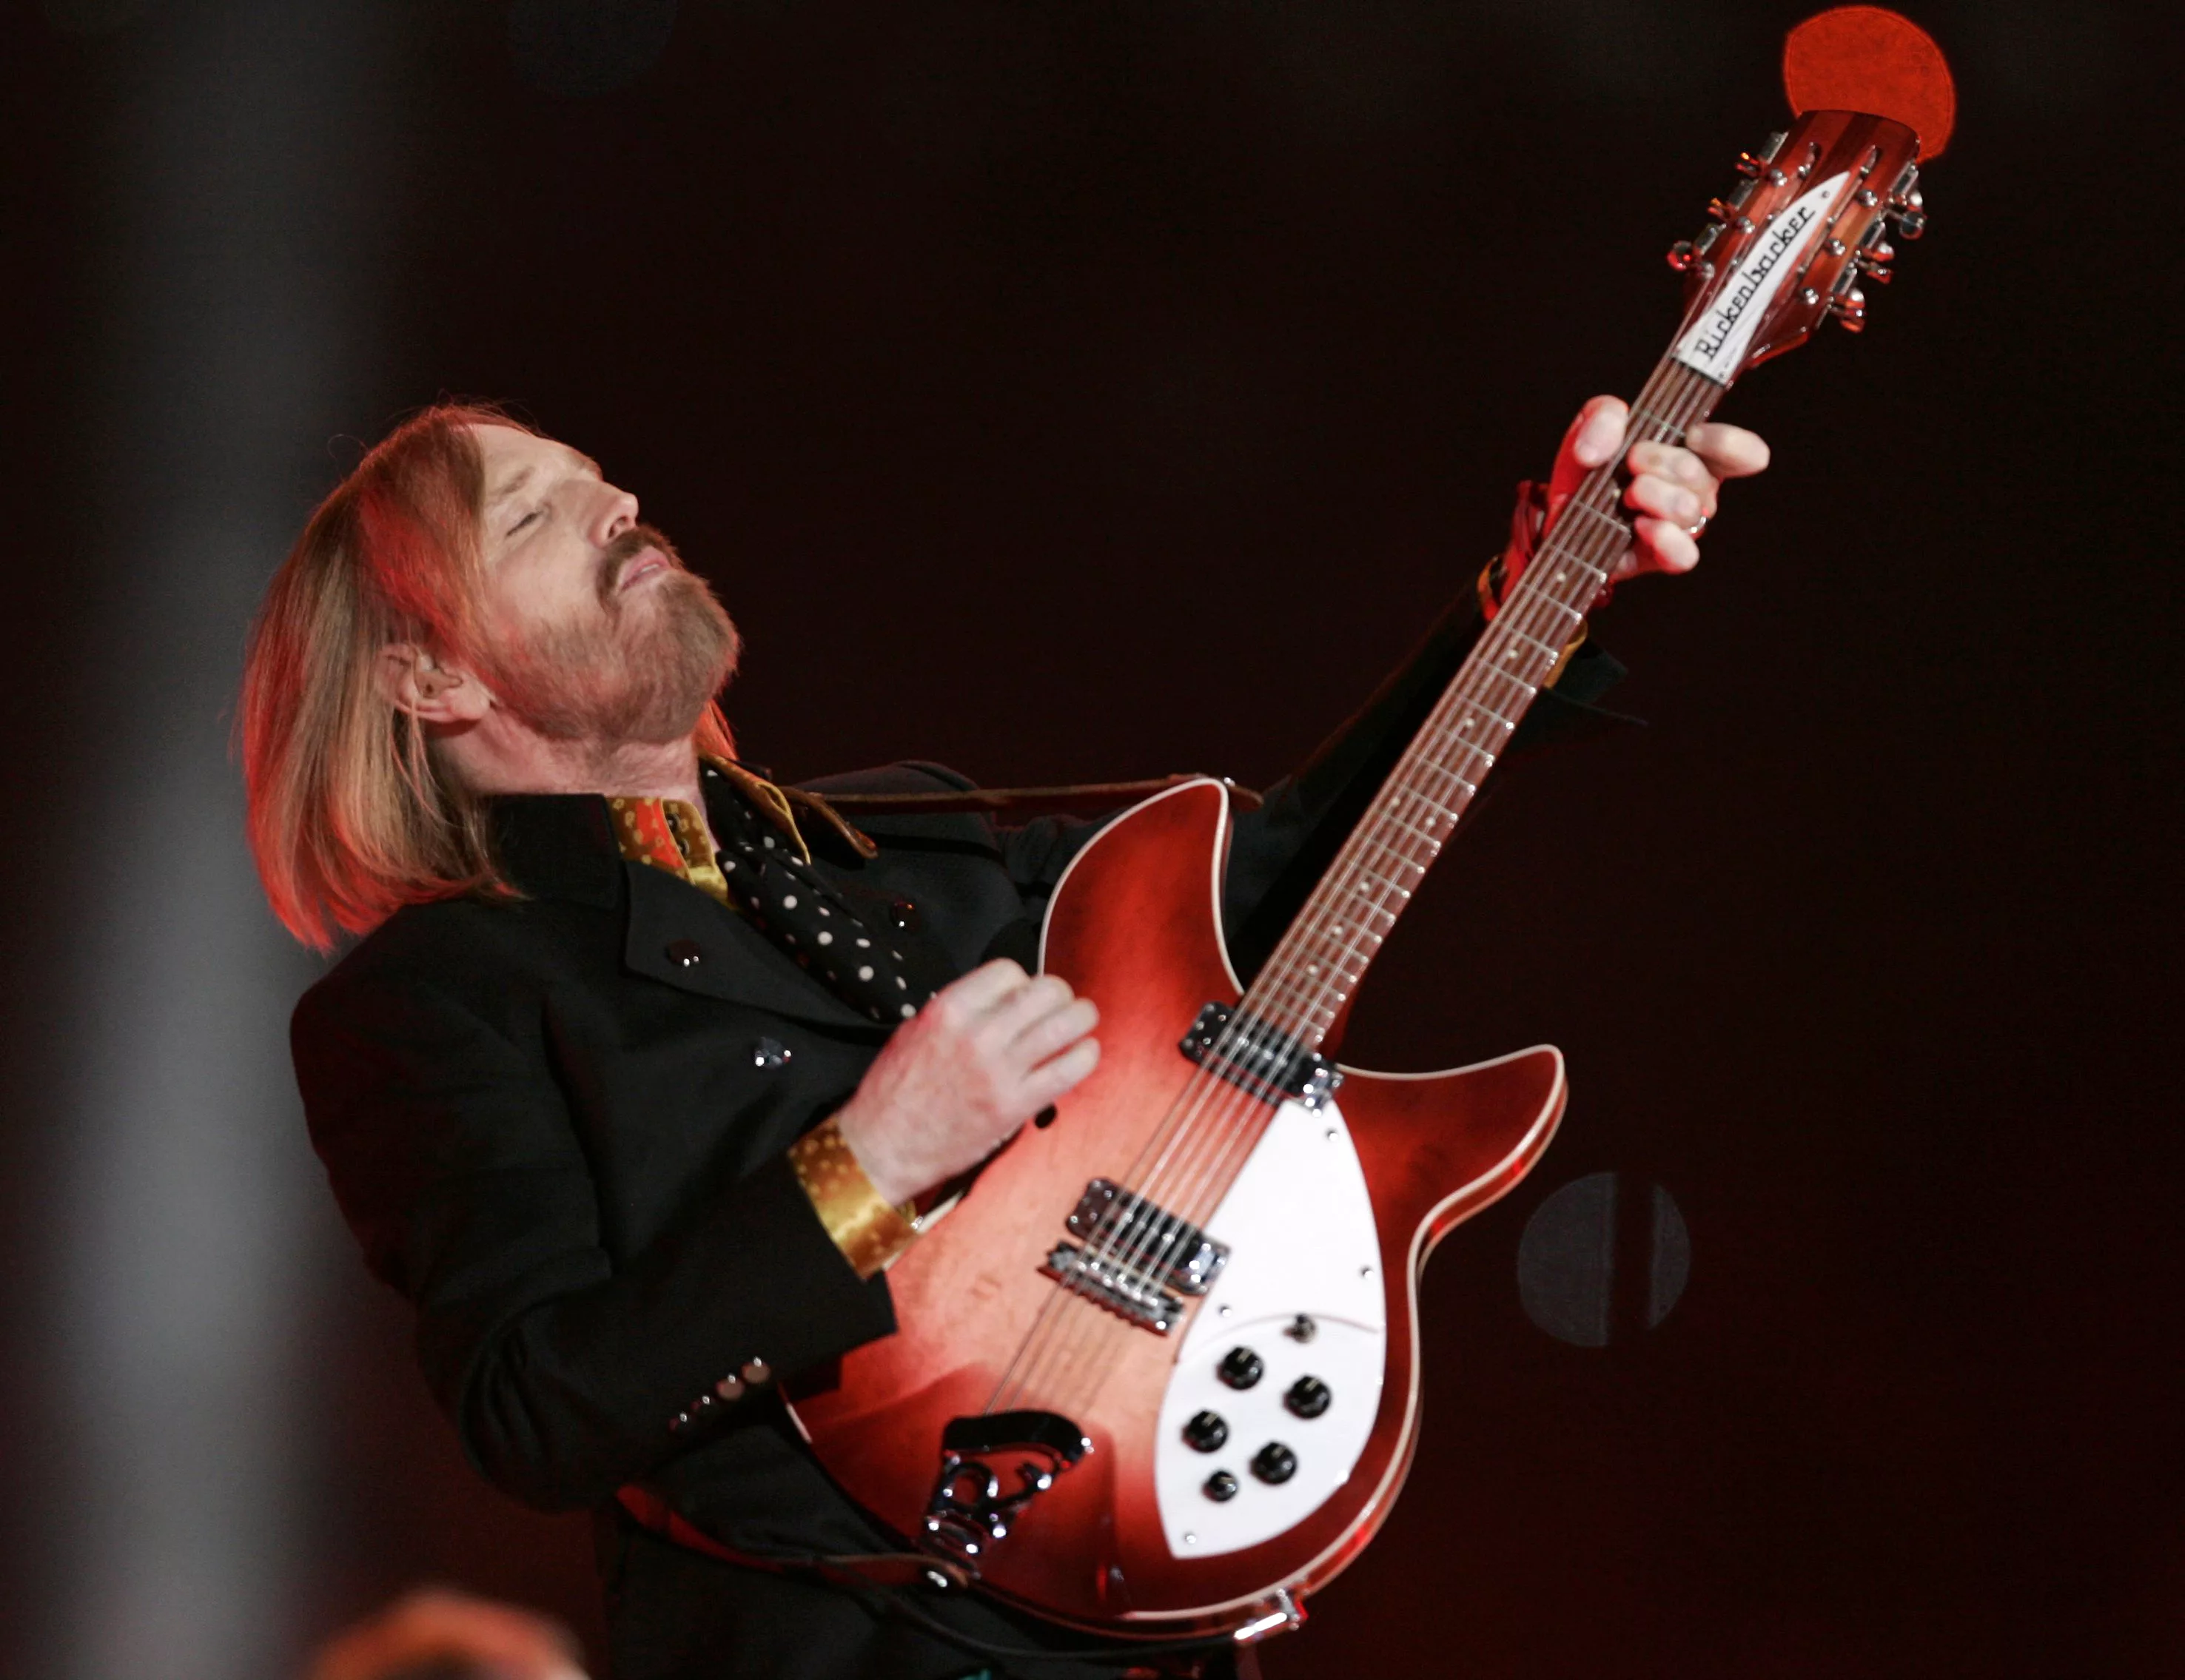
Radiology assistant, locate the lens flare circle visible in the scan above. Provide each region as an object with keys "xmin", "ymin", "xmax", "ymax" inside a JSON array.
[{"xmin": 1784, "ymin": 6, "xmax": 1956, "ymax": 160}]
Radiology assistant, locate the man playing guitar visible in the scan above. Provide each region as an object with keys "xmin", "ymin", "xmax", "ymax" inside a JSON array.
[{"xmin": 244, "ymin": 395, "xmax": 1765, "ymax": 1679}]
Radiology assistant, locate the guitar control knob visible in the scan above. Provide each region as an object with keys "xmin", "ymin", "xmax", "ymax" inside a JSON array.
[
  {"xmin": 1204, "ymin": 1470, "xmax": 1240, "ymax": 1502},
  {"xmin": 1184, "ymin": 1410, "xmax": 1229, "ymax": 1452},
  {"xmin": 1284, "ymin": 1376, "xmax": 1332, "ymax": 1419},
  {"xmin": 1218, "ymin": 1347, "xmax": 1264, "ymax": 1390},
  {"xmin": 1251, "ymin": 1442, "xmax": 1298, "ymax": 1485}
]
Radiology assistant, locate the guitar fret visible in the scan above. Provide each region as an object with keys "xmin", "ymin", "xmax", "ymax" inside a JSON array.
[
  {"xmin": 1472, "ymin": 670, "xmax": 1537, "ymax": 711},
  {"xmin": 1625, "ymin": 404, "xmax": 1688, "ymax": 443},
  {"xmin": 1412, "ymin": 759, "xmax": 1480, "ymax": 803},
  {"xmin": 1429, "ymin": 716, "xmax": 1506, "ymax": 759},
  {"xmin": 1494, "ymin": 647, "xmax": 1557, "ymax": 687},
  {"xmin": 1352, "ymin": 864, "xmax": 1415, "ymax": 900},
  {"xmin": 1506, "ymin": 596, "xmax": 1585, "ymax": 637},
  {"xmin": 1380, "ymin": 807, "xmax": 1447, "ymax": 849},
  {"xmin": 1520, "ymin": 546, "xmax": 1607, "ymax": 603},
  {"xmin": 1562, "ymin": 498, "xmax": 1630, "ymax": 540},
  {"xmin": 1497, "ymin": 625, "xmax": 1559, "ymax": 661}
]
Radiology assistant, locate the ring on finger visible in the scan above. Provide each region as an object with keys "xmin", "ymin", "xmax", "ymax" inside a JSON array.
[{"xmin": 1685, "ymin": 514, "xmax": 1709, "ymax": 537}]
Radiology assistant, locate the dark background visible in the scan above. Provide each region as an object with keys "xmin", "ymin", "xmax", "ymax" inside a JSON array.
[{"xmin": 1, "ymin": 1, "xmax": 2175, "ymax": 1676}]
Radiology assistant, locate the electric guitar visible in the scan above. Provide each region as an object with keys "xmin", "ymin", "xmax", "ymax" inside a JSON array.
[{"xmin": 788, "ymin": 105, "xmax": 1930, "ymax": 1647}]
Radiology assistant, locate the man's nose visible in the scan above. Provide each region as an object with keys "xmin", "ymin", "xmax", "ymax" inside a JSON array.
[{"xmin": 591, "ymin": 485, "xmax": 640, "ymax": 546}]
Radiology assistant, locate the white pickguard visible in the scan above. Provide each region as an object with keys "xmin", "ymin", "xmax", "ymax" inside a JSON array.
[{"xmin": 1153, "ymin": 1094, "xmax": 1385, "ymax": 1557}]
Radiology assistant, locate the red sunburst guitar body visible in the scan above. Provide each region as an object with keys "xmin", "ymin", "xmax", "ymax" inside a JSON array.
[
  {"xmin": 789, "ymin": 779, "xmax": 1565, "ymax": 1636},
  {"xmin": 790, "ymin": 103, "xmax": 1930, "ymax": 1644}
]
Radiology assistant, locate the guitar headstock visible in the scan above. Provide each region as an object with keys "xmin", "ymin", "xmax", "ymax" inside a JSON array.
[{"xmin": 1665, "ymin": 108, "xmax": 1925, "ymax": 387}]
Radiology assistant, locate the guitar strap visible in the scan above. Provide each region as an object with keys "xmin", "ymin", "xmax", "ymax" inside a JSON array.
[{"xmin": 808, "ymin": 773, "xmax": 1263, "ymax": 821}]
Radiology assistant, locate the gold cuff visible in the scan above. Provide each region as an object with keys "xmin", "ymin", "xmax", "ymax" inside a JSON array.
[{"xmin": 788, "ymin": 1116, "xmax": 918, "ymax": 1281}]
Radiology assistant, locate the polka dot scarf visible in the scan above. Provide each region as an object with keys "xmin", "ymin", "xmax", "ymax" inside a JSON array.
[{"xmin": 700, "ymin": 769, "xmax": 939, "ymax": 1027}]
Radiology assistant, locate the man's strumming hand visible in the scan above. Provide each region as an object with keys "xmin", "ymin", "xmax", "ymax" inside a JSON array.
[
  {"xmin": 1522, "ymin": 394, "xmax": 1773, "ymax": 589},
  {"xmin": 834, "ymin": 959, "xmax": 1100, "ymax": 1207}
]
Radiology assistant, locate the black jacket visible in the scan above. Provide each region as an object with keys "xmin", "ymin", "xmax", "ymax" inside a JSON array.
[{"xmin": 293, "ymin": 595, "xmax": 1624, "ymax": 1679}]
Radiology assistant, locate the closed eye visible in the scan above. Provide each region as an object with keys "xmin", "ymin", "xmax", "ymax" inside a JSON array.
[{"xmin": 508, "ymin": 507, "xmax": 544, "ymax": 536}]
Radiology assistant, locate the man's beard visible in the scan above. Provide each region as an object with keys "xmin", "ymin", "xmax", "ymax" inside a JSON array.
[{"xmin": 483, "ymin": 525, "xmax": 742, "ymax": 746}]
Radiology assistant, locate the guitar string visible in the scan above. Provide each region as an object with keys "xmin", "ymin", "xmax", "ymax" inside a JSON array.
[
  {"xmin": 998, "ymin": 121, "xmax": 1904, "ymax": 1423},
  {"xmin": 1109, "ymin": 360, "xmax": 1715, "ymax": 1246},
  {"xmin": 1096, "ymin": 366, "xmax": 1717, "ymax": 1304},
  {"xmin": 990, "ymin": 360, "xmax": 1722, "ymax": 1419},
  {"xmin": 1241, "ymin": 360, "xmax": 1717, "ymax": 1041},
  {"xmin": 996, "ymin": 363, "xmax": 1719, "ymax": 1419},
  {"xmin": 1101, "ymin": 363, "xmax": 1724, "ymax": 1316},
  {"xmin": 990, "ymin": 361, "xmax": 1716, "ymax": 1418},
  {"xmin": 989, "ymin": 400, "xmax": 1704, "ymax": 1427}
]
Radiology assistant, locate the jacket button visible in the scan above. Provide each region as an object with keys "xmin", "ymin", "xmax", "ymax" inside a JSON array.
[
  {"xmin": 715, "ymin": 1373, "xmax": 745, "ymax": 1402},
  {"xmin": 667, "ymin": 939, "xmax": 703, "ymax": 967},
  {"xmin": 741, "ymin": 1358, "xmax": 772, "ymax": 1385},
  {"xmin": 751, "ymin": 1036, "xmax": 791, "ymax": 1069},
  {"xmin": 887, "ymin": 896, "xmax": 921, "ymax": 932}
]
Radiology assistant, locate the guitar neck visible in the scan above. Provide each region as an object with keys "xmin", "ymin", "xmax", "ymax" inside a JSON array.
[
  {"xmin": 1235, "ymin": 105, "xmax": 1927, "ymax": 1054},
  {"xmin": 1240, "ymin": 355, "xmax": 1726, "ymax": 1049}
]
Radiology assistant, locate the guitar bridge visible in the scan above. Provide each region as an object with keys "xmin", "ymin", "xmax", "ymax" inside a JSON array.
[{"xmin": 1041, "ymin": 1178, "xmax": 1229, "ymax": 1334}]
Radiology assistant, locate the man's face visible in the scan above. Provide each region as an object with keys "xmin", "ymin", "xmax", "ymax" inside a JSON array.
[{"xmin": 467, "ymin": 423, "xmax": 739, "ymax": 745}]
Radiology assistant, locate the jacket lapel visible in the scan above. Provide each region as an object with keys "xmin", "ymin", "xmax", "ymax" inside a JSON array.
[{"xmin": 620, "ymin": 861, "xmax": 885, "ymax": 1032}]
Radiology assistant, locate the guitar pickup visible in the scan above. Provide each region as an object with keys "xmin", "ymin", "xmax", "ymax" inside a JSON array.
[
  {"xmin": 1065, "ymin": 1178, "xmax": 1227, "ymax": 1295},
  {"xmin": 1179, "ymin": 1001, "xmax": 1343, "ymax": 1110}
]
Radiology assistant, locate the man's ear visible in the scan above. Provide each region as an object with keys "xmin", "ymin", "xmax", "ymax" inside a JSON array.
[{"xmin": 375, "ymin": 643, "xmax": 494, "ymax": 725}]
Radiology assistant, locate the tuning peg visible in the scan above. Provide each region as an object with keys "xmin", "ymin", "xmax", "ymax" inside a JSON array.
[
  {"xmin": 1736, "ymin": 130, "xmax": 1789, "ymax": 178},
  {"xmin": 1853, "ymin": 249, "xmax": 1894, "ymax": 285},
  {"xmin": 1887, "ymin": 187, "xmax": 1927, "ymax": 240},
  {"xmin": 1827, "ymin": 285, "xmax": 1868, "ymax": 332},
  {"xmin": 1708, "ymin": 178, "xmax": 1757, "ymax": 222},
  {"xmin": 1666, "ymin": 221, "xmax": 1721, "ymax": 272}
]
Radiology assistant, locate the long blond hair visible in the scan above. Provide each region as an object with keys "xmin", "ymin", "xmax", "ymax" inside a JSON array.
[{"xmin": 240, "ymin": 403, "xmax": 736, "ymax": 950}]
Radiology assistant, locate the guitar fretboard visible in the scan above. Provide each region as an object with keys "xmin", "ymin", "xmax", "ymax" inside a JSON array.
[{"xmin": 1237, "ymin": 356, "xmax": 1726, "ymax": 1049}]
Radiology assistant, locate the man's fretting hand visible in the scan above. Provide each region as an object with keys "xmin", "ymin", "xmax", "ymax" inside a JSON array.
[
  {"xmin": 834, "ymin": 959, "xmax": 1100, "ymax": 1207},
  {"xmin": 1521, "ymin": 394, "xmax": 1773, "ymax": 590}
]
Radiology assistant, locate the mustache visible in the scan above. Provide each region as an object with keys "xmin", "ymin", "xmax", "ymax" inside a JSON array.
[{"xmin": 597, "ymin": 525, "xmax": 686, "ymax": 605}]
